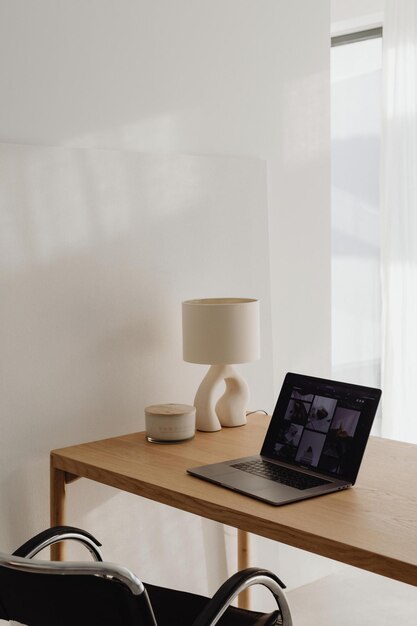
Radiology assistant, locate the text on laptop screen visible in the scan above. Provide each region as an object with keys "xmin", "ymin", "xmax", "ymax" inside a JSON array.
[{"xmin": 261, "ymin": 373, "xmax": 381, "ymax": 484}]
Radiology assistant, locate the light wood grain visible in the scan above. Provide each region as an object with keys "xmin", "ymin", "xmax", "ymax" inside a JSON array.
[
  {"xmin": 237, "ymin": 529, "xmax": 251, "ymax": 608},
  {"xmin": 50, "ymin": 464, "xmax": 66, "ymax": 560},
  {"xmin": 50, "ymin": 414, "xmax": 417, "ymax": 586}
]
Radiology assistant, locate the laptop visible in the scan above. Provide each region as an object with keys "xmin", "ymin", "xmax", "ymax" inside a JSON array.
[{"xmin": 187, "ymin": 372, "xmax": 381, "ymax": 506}]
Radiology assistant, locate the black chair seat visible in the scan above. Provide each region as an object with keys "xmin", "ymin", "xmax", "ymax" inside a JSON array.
[{"xmin": 144, "ymin": 583, "xmax": 278, "ymax": 625}]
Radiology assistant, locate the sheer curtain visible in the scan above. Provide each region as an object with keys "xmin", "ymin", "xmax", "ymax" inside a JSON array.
[{"xmin": 381, "ymin": 0, "xmax": 417, "ymax": 443}]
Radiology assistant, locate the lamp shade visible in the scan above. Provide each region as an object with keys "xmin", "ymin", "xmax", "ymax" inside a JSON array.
[{"xmin": 182, "ymin": 298, "xmax": 260, "ymax": 365}]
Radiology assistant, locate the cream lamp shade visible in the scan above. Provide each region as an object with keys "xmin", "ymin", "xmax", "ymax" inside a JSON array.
[{"xmin": 182, "ymin": 298, "xmax": 260, "ymax": 431}]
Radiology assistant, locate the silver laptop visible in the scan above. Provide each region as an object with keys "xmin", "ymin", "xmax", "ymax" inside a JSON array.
[{"xmin": 187, "ymin": 372, "xmax": 381, "ymax": 506}]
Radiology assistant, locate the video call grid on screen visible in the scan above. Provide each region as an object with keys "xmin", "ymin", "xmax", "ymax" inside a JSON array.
[{"xmin": 270, "ymin": 385, "xmax": 364, "ymax": 477}]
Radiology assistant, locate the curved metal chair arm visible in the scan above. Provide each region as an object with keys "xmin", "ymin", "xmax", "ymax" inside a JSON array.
[
  {"xmin": 191, "ymin": 567, "xmax": 293, "ymax": 626},
  {"xmin": 0, "ymin": 552, "xmax": 145, "ymax": 596},
  {"xmin": 12, "ymin": 526, "xmax": 103, "ymax": 561}
]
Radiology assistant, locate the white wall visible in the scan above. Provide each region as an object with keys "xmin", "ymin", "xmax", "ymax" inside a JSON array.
[
  {"xmin": 331, "ymin": 0, "xmax": 384, "ymax": 34},
  {"xmin": 0, "ymin": 0, "xmax": 331, "ymax": 605},
  {"xmin": 0, "ymin": 142, "xmax": 273, "ymax": 594}
]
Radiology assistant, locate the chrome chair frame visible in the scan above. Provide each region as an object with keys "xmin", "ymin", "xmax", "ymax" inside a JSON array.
[
  {"xmin": 0, "ymin": 526, "xmax": 293, "ymax": 626},
  {"xmin": 0, "ymin": 552, "xmax": 145, "ymax": 596}
]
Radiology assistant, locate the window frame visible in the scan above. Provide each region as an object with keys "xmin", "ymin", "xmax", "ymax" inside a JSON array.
[{"xmin": 331, "ymin": 26, "xmax": 382, "ymax": 48}]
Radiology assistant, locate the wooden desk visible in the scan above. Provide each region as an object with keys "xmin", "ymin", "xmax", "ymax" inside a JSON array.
[{"xmin": 51, "ymin": 414, "xmax": 417, "ymax": 589}]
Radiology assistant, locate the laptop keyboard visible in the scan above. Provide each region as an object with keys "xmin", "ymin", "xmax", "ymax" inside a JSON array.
[{"xmin": 231, "ymin": 459, "xmax": 330, "ymax": 491}]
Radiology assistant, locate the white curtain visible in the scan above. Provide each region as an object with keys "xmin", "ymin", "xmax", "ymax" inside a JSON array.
[{"xmin": 381, "ymin": 0, "xmax": 417, "ymax": 442}]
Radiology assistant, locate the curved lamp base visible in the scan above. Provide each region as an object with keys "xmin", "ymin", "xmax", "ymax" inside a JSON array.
[{"xmin": 194, "ymin": 364, "xmax": 249, "ymax": 432}]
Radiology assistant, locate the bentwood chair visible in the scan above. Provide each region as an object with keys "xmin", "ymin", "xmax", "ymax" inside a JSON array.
[{"xmin": 0, "ymin": 526, "xmax": 293, "ymax": 626}]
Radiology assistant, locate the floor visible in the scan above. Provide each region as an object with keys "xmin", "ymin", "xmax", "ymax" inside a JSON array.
[{"xmin": 286, "ymin": 568, "xmax": 417, "ymax": 625}]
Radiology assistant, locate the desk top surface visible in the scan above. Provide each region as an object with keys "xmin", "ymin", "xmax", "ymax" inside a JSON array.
[{"xmin": 51, "ymin": 414, "xmax": 417, "ymax": 586}]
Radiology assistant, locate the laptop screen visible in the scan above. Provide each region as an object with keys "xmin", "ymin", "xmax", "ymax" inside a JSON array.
[{"xmin": 261, "ymin": 372, "xmax": 381, "ymax": 484}]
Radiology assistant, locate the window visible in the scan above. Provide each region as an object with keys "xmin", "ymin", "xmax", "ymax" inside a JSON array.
[{"xmin": 331, "ymin": 29, "xmax": 382, "ymax": 431}]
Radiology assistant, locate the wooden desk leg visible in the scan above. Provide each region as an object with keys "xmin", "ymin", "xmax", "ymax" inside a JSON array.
[
  {"xmin": 50, "ymin": 461, "xmax": 66, "ymax": 561},
  {"xmin": 237, "ymin": 529, "xmax": 250, "ymax": 609}
]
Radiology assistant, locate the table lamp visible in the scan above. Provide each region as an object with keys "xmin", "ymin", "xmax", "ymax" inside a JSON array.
[{"xmin": 182, "ymin": 298, "xmax": 260, "ymax": 432}]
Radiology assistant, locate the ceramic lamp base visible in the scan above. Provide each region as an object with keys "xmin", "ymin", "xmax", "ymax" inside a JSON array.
[{"xmin": 194, "ymin": 364, "xmax": 249, "ymax": 431}]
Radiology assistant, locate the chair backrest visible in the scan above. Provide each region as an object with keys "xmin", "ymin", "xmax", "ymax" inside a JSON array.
[{"xmin": 0, "ymin": 552, "xmax": 157, "ymax": 626}]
